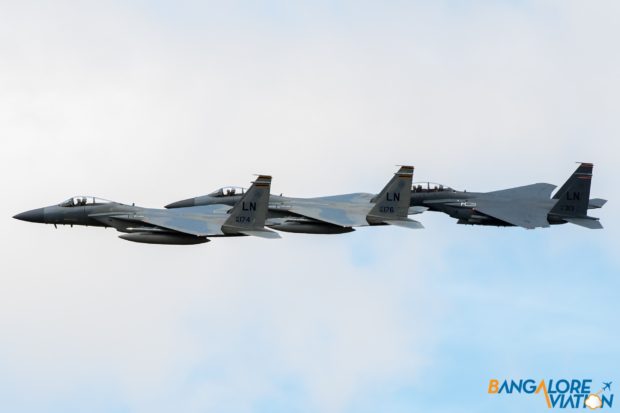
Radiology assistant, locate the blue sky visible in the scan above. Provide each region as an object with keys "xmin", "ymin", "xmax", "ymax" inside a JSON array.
[{"xmin": 0, "ymin": 1, "xmax": 618, "ymax": 412}]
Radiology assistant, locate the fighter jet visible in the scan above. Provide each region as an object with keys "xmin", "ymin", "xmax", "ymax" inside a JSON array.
[
  {"xmin": 409, "ymin": 163, "xmax": 606, "ymax": 229},
  {"xmin": 13, "ymin": 175, "xmax": 279, "ymax": 244},
  {"xmin": 166, "ymin": 166, "xmax": 425, "ymax": 234}
]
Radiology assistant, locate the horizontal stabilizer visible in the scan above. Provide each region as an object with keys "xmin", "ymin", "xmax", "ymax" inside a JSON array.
[
  {"xmin": 238, "ymin": 229, "xmax": 282, "ymax": 239},
  {"xmin": 564, "ymin": 217, "xmax": 603, "ymax": 229},
  {"xmin": 384, "ymin": 219, "xmax": 424, "ymax": 229},
  {"xmin": 408, "ymin": 206, "xmax": 428, "ymax": 215},
  {"xmin": 588, "ymin": 198, "xmax": 607, "ymax": 209}
]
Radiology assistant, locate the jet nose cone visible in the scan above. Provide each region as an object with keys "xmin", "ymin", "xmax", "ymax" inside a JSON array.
[
  {"xmin": 165, "ymin": 198, "xmax": 195, "ymax": 209},
  {"xmin": 13, "ymin": 207, "xmax": 45, "ymax": 223}
]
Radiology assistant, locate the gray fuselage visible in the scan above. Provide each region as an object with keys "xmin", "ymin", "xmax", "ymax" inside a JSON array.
[{"xmin": 409, "ymin": 189, "xmax": 564, "ymax": 226}]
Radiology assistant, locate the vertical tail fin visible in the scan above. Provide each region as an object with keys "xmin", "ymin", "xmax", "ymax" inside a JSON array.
[
  {"xmin": 550, "ymin": 163, "xmax": 593, "ymax": 217},
  {"xmin": 367, "ymin": 166, "xmax": 420, "ymax": 227},
  {"xmin": 222, "ymin": 175, "xmax": 280, "ymax": 238}
]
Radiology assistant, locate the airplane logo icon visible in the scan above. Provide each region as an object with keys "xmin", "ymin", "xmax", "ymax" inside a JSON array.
[{"xmin": 603, "ymin": 382, "xmax": 612, "ymax": 391}]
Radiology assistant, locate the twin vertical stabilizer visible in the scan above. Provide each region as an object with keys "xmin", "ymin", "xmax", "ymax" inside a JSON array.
[
  {"xmin": 550, "ymin": 163, "xmax": 604, "ymax": 229},
  {"xmin": 367, "ymin": 166, "xmax": 423, "ymax": 228},
  {"xmin": 222, "ymin": 175, "xmax": 281, "ymax": 238}
]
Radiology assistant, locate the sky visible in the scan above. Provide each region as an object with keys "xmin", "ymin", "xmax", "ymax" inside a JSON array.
[{"xmin": 0, "ymin": 1, "xmax": 618, "ymax": 412}]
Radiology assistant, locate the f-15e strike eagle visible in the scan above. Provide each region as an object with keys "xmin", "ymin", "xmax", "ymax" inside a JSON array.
[
  {"xmin": 408, "ymin": 163, "xmax": 605, "ymax": 229},
  {"xmin": 13, "ymin": 163, "xmax": 606, "ymax": 245}
]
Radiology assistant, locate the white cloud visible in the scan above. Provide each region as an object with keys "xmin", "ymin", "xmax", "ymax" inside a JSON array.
[{"xmin": 0, "ymin": 1, "xmax": 618, "ymax": 412}]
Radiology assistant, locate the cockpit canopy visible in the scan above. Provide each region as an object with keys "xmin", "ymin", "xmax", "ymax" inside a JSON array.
[
  {"xmin": 411, "ymin": 182, "xmax": 455, "ymax": 193},
  {"xmin": 207, "ymin": 186, "xmax": 246, "ymax": 197},
  {"xmin": 58, "ymin": 196, "xmax": 113, "ymax": 207}
]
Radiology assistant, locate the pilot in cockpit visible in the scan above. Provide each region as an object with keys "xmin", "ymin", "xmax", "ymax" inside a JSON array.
[{"xmin": 226, "ymin": 188, "xmax": 236, "ymax": 196}]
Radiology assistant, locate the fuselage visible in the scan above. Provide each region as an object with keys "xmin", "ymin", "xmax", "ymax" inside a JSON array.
[
  {"xmin": 13, "ymin": 197, "xmax": 228, "ymax": 244},
  {"xmin": 410, "ymin": 189, "xmax": 565, "ymax": 227},
  {"xmin": 166, "ymin": 192, "xmax": 377, "ymax": 234}
]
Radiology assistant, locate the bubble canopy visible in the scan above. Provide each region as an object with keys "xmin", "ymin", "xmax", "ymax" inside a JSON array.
[
  {"xmin": 58, "ymin": 196, "xmax": 114, "ymax": 207},
  {"xmin": 207, "ymin": 186, "xmax": 246, "ymax": 197},
  {"xmin": 411, "ymin": 182, "xmax": 455, "ymax": 193}
]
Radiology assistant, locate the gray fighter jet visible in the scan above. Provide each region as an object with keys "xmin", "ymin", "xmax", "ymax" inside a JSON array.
[
  {"xmin": 409, "ymin": 163, "xmax": 606, "ymax": 229},
  {"xmin": 13, "ymin": 175, "xmax": 279, "ymax": 244},
  {"xmin": 166, "ymin": 166, "xmax": 424, "ymax": 234}
]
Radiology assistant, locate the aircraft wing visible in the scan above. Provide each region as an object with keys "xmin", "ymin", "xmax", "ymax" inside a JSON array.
[
  {"xmin": 286, "ymin": 203, "xmax": 426, "ymax": 228},
  {"xmin": 563, "ymin": 217, "xmax": 603, "ymax": 229},
  {"xmin": 486, "ymin": 183, "xmax": 557, "ymax": 199},
  {"xmin": 127, "ymin": 212, "xmax": 224, "ymax": 236},
  {"xmin": 473, "ymin": 199, "xmax": 551, "ymax": 229},
  {"xmin": 287, "ymin": 203, "xmax": 371, "ymax": 227},
  {"xmin": 285, "ymin": 170, "xmax": 424, "ymax": 228},
  {"xmin": 94, "ymin": 206, "xmax": 227, "ymax": 236},
  {"xmin": 471, "ymin": 183, "xmax": 558, "ymax": 229},
  {"xmin": 588, "ymin": 198, "xmax": 607, "ymax": 209},
  {"xmin": 286, "ymin": 190, "xmax": 425, "ymax": 228}
]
